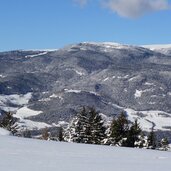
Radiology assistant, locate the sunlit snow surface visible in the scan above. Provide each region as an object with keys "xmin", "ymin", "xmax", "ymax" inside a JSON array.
[
  {"xmin": 0, "ymin": 135, "xmax": 171, "ymax": 171},
  {"xmin": 142, "ymin": 44, "xmax": 171, "ymax": 55},
  {"xmin": 14, "ymin": 106, "xmax": 51, "ymax": 130},
  {"xmin": 0, "ymin": 128, "xmax": 10, "ymax": 136},
  {"xmin": 15, "ymin": 106, "xmax": 42, "ymax": 118},
  {"xmin": 142, "ymin": 44, "xmax": 171, "ymax": 50}
]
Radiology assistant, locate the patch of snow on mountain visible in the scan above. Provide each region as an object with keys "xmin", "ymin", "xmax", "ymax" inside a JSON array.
[
  {"xmin": 39, "ymin": 93, "xmax": 63, "ymax": 102},
  {"xmin": 0, "ymin": 106, "xmax": 18, "ymax": 112},
  {"xmin": 15, "ymin": 106, "xmax": 42, "ymax": 118},
  {"xmin": 50, "ymin": 94, "xmax": 59, "ymax": 98},
  {"xmin": 145, "ymin": 82, "xmax": 155, "ymax": 86},
  {"xmin": 125, "ymin": 108, "xmax": 171, "ymax": 131},
  {"xmin": 66, "ymin": 68, "xmax": 85, "ymax": 76},
  {"xmin": 39, "ymin": 93, "xmax": 64, "ymax": 102},
  {"xmin": 142, "ymin": 44, "xmax": 171, "ymax": 55},
  {"xmin": 149, "ymin": 102, "xmax": 156, "ymax": 105},
  {"xmin": 74, "ymin": 69, "xmax": 85, "ymax": 76},
  {"xmin": 89, "ymin": 91, "xmax": 100, "ymax": 96},
  {"xmin": 64, "ymin": 89, "xmax": 82, "ymax": 93},
  {"xmin": 25, "ymin": 52, "xmax": 48, "ymax": 58},
  {"xmin": 50, "ymin": 94, "xmax": 63, "ymax": 100},
  {"xmin": 0, "ymin": 93, "xmax": 32, "ymax": 106},
  {"xmin": 83, "ymin": 42, "xmax": 121, "ymax": 46},
  {"xmin": 135, "ymin": 88, "xmax": 155, "ymax": 99},
  {"xmin": 38, "ymin": 98, "xmax": 51, "ymax": 102},
  {"xmin": 42, "ymin": 91, "xmax": 49, "ymax": 94},
  {"xmin": 103, "ymin": 77, "xmax": 109, "ymax": 81},
  {"xmin": 14, "ymin": 106, "xmax": 48, "ymax": 130},
  {"xmin": 64, "ymin": 89, "xmax": 100, "ymax": 96},
  {"xmin": 142, "ymin": 44, "xmax": 171, "ymax": 50},
  {"xmin": 135, "ymin": 90, "xmax": 143, "ymax": 98},
  {"xmin": 17, "ymin": 118, "xmax": 51, "ymax": 130},
  {"xmin": 107, "ymin": 102, "xmax": 124, "ymax": 110},
  {"xmin": 83, "ymin": 42, "xmax": 130, "ymax": 49},
  {"xmin": 0, "ymin": 93, "xmax": 32, "ymax": 112},
  {"xmin": 129, "ymin": 76, "xmax": 140, "ymax": 81},
  {"xmin": 0, "ymin": 74, "xmax": 6, "ymax": 78},
  {"xmin": 52, "ymin": 121, "xmax": 68, "ymax": 127},
  {"xmin": 20, "ymin": 49, "xmax": 58, "ymax": 52}
]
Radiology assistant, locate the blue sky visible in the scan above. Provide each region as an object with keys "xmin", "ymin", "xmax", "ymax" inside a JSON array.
[{"xmin": 0, "ymin": 0, "xmax": 171, "ymax": 51}]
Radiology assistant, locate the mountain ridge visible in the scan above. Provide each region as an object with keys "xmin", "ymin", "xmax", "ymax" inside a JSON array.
[{"xmin": 0, "ymin": 42, "xmax": 171, "ymax": 134}]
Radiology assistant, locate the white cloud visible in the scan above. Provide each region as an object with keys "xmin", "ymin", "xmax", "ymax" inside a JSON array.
[
  {"xmin": 74, "ymin": 0, "xmax": 89, "ymax": 7},
  {"xmin": 103, "ymin": 0, "xmax": 170, "ymax": 18}
]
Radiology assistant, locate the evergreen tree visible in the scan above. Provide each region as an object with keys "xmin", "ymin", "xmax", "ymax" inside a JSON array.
[
  {"xmin": 123, "ymin": 119, "xmax": 142, "ymax": 147},
  {"xmin": 64, "ymin": 107, "xmax": 89, "ymax": 143},
  {"xmin": 159, "ymin": 137, "xmax": 169, "ymax": 151},
  {"xmin": 64, "ymin": 107, "xmax": 106, "ymax": 145},
  {"xmin": 88, "ymin": 107, "xmax": 106, "ymax": 144},
  {"xmin": 134, "ymin": 133, "xmax": 148, "ymax": 148},
  {"xmin": 58, "ymin": 126, "xmax": 64, "ymax": 142},
  {"xmin": 0, "ymin": 112, "xmax": 18, "ymax": 135},
  {"xmin": 108, "ymin": 112, "xmax": 129, "ymax": 146},
  {"xmin": 147, "ymin": 129, "xmax": 157, "ymax": 149},
  {"xmin": 23, "ymin": 129, "xmax": 32, "ymax": 138}
]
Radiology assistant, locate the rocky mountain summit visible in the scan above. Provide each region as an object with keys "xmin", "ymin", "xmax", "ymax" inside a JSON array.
[{"xmin": 0, "ymin": 42, "xmax": 171, "ymax": 132}]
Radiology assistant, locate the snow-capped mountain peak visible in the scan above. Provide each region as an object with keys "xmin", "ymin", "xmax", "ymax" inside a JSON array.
[{"xmin": 142, "ymin": 44, "xmax": 171, "ymax": 55}]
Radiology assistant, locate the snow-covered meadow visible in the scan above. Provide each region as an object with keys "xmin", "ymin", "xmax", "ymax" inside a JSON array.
[{"xmin": 0, "ymin": 131, "xmax": 171, "ymax": 171}]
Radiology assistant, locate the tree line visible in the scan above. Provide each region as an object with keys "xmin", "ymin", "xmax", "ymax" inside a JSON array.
[
  {"xmin": 63, "ymin": 107, "xmax": 169, "ymax": 150},
  {"xmin": 0, "ymin": 107, "xmax": 170, "ymax": 151}
]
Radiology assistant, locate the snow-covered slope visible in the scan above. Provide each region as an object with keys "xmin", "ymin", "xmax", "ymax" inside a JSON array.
[
  {"xmin": 142, "ymin": 44, "xmax": 171, "ymax": 55},
  {"xmin": 143, "ymin": 44, "xmax": 171, "ymax": 50},
  {"xmin": 0, "ymin": 135, "xmax": 171, "ymax": 171},
  {"xmin": 0, "ymin": 128, "xmax": 10, "ymax": 136}
]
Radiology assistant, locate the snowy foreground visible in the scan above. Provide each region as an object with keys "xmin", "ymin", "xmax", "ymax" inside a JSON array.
[{"xmin": 0, "ymin": 135, "xmax": 171, "ymax": 171}]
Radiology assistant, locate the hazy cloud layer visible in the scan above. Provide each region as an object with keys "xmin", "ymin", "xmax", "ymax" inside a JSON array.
[
  {"xmin": 74, "ymin": 0, "xmax": 170, "ymax": 18},
  {"xmin": 103, "ymin": 0, "xmax": 170, "ymax": 18}
]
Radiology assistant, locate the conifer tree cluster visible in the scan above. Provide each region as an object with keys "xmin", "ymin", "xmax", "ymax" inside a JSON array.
[
  {"xmin": 158, "ymin": 137, "xmax": 169, "ymax": 151},
  {"xmin": 64, "ymin": 107, "xmax": 170, "ymax": 150},
  {"xmin": 106, "ymin": 112, "xmax": 144, "ymax": 148},
  {"xmin": 0, "ymin": 112, "xmax": 18, "ymax": 135},
  {"xmin": 147, "ymin": 128, "xmax": 157, "ymax": 149},
  {"xmin": 64, "ymin": 107, "xmax": 106, "ymax": 145}
]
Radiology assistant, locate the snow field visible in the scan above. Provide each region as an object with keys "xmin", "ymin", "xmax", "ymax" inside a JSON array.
[{"xmin": 0, "ymin": 135, "xmax": 171, "ymax": 171}]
